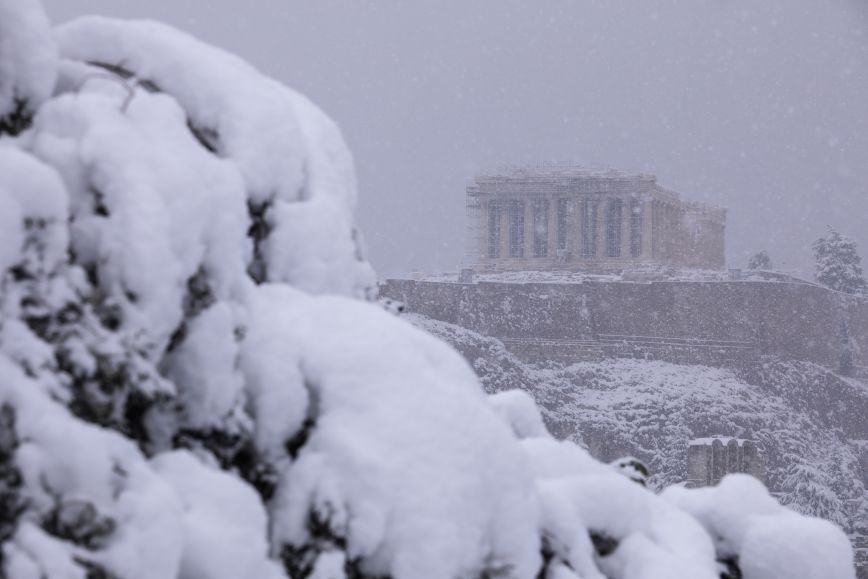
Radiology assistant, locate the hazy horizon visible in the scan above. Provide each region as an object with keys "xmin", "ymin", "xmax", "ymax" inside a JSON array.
[{"xmin": 44, "ymin": 0, "xmax": 868, "ymax": 279}]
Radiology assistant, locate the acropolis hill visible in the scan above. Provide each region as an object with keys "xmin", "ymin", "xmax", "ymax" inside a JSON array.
[{"xmin": 380, "ymin": 166, "xmax": 868, "ymax": 378}]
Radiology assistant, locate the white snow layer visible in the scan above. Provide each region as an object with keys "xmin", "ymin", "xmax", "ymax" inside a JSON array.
[
  {"xmin": 54, "ymin": 16, "xmax": 375, "ymax": 298},
  {"xmin": 0, "ymin": 3, "xmax": 857, "ymax": 579},
  {"xmin": 151, "ymin": 451, "xmax": 286, "ymax": 579},
  {"xmin": 663, "ymin": 475, "xmax": 856, "ymax": 579},
  {"xmin": 29, "ymin": 86, "xmax": 250, "ymax": 356},
  {"xmin": 0, "ymin": 356, "xmax": 185, "ymax": 579},
  {"xmin": 245, "ymin": 285, "xmax": 541, "ymax": 579},
  {"xmin": 0, "ymin": 0, "xmax": 57, "ymax": 120},
  {"xmin": 0, "ymin": 145, "xmax": 68, "ymax": 275}
]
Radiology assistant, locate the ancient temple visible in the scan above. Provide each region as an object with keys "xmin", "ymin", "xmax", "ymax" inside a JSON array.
[{"xmin": 465, "ymin": 166, "xmax": 726, "ymax": 272}]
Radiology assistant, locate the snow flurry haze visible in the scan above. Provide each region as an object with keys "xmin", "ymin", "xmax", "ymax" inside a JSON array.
[{"xmin": 0, "ymin": 1, "xmax": 865, "ymax": 579}]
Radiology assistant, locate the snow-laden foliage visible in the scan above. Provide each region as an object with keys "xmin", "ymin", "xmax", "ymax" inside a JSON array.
[
  {"xmin": 746, "ymin": 250, "xmax": 773, "ymax": 271},
  {"xmin": 54, "ymin": 16, "xmax": 375, "ymax": 298},
  {"xmin": 665, "ymin": 475, "xmax": 856, "ymax": 579},
  {"xmin": 0, "ymin": 1, "xmax": 858, "ymax": 578},
  {"xmin": 813, "ymin": 228, "xmax": 867, "ymax": 294},
  {"xmin": 243, "ymin": 286, "xmax": 541, "ymax": 579},
  {"xmin": 0, "ymin": 0, "xmax": 57, "ymax": 135}
]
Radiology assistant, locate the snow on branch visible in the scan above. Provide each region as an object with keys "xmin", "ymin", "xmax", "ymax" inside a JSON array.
[
  {"xmin": 0, "ymin": 1, "xmax": 857, "ymax": 578},
  {"xmin": 0, "ymin": 0, "xmax": 57, "ymax": 135}
]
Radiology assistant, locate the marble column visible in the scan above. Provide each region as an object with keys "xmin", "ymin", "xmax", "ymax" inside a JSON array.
[
  {"xmin": 572, "ymin": 198, "xmax": 582, "ymax": 259},
  {"xmin": 524, "ymin": 200, "xmax": 534, "ymax": 259},
  {"xmin": 483, "ymin": 202, "xmax": 497, "ymax": 260},
  {"xmin": 499, "ymin": 201, "xmax": 510, "ymax": 260},
  {"xmin": 620, "ymin": 196, "xmax": 631, "ymax": 259},
  {"xmin": 595, "ymin": 197, "xmax": 606, "ymax": 259},
  {"xmin": 547, "ymin": 196, "xmax": 558, "ymax": 260},
  {"xmin": 641, "ymin": 198, "xmax": 653, "ymax": 259}
]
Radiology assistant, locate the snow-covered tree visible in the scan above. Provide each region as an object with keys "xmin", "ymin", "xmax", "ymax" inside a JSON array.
[
  {"xmin": 0, "ymin": 1, "xmax": 857, "ymax": 578},
  {"xmin": 813, "ymin": 228, "xmax": 867, "ymax": 294},
  {"xmin": 781, "ymin": 462, "xmax": 847, "ymax": 528},
  {"xmin": 747, "ymin": 250, "xmax": 773, "ymax": 270},
  {"xmin": 0, "ymin": 0, "xmax": 56, "ymax": 135}
]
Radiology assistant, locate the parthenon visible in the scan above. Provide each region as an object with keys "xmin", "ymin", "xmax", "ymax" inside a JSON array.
[{"xmin": 465, "ymin": 166, "xmax": 726, "ymax": 272}]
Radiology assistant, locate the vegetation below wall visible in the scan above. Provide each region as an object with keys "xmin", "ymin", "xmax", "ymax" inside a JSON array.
[{"xmin": 407, "ymin": 313, "xmax": 868, "ymax": 567}]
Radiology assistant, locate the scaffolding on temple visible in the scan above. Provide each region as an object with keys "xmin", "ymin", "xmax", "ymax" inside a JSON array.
[
  {"xmin": 462, "ymin": 165, "xmax": 726, "ymax": 273},
  {"xmin": 463, "ymin": 187, "xmax": 482, "ymax": 270}
]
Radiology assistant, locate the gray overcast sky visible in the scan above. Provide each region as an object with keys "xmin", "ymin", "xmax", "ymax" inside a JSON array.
[{"xmin": 43, "ymin": 0, "xmax": 868, "ymax": 278}]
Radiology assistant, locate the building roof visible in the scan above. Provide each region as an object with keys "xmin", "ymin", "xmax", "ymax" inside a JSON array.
[
  {"xmin": 467, "ymin": 165, "xmax": 725, "ymax": 217},
  {"xmin": 467, "ymin": 164, "xmax": 679, "ymax": 204},
  {"xmin": 473, "ymin": 164, "xmax": 652, "ymax": 181}
]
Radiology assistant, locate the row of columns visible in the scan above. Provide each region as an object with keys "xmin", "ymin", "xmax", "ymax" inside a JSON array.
[{"xmin": 483, "ymin": 195, "xmax": 682, "ymax": 263}]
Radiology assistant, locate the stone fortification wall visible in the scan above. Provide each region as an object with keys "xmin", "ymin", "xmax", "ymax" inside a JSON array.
[{"xmin": 380, "ymin": 279, "xmax": 868, "ymax": 374}]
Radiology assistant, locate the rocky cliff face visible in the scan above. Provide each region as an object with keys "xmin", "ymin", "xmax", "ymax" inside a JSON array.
[{"xmin": 382, "ymin": 278, "xmax": 868, "ymax": 375}]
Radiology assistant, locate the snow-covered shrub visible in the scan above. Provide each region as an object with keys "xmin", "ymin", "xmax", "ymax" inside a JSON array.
[
  {"xmin": 0, "ymin": 0, "xmax": 56, "ymax": 135},
  {"xmin": 0, "ymin": 1, "xmax": 857, "ymax": 578},
  {"xmin": 242, "ymin": 286, "xmax": 541, "ymax": 579},
  {"xmin": 747, "ymin": 250, "xmax": 773, "ymax": 271},
  {"xmin": 664, "ymin": 475, "xmax": 855, "ymax": 579},
  {"xmin": 411, "ymin": 314, "xmax": 866, "ymax": 576},
  {"xmin": 813, "ymin": 228, "xmax": 867, "ymax": 294},
  {"xmin": 55, "ymin": 16, "xmax": 376, "ymax": 298}
]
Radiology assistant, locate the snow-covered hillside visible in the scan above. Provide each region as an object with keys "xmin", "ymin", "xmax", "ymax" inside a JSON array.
[
  {"xmin": 0, "ymin": 1, "xmax": 858, "ymax": 577},
  {"xmin": 408, "ymin": 313, "xmax": 868, "ymax": 573}
]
